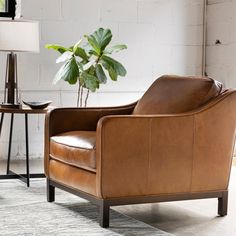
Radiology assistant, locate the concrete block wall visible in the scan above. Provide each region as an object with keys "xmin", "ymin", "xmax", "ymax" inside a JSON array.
[
  {"xmin": 0, "ymin": 0, "xmax": 204, "ymax": 159},
  {"xmin": 206, "ymin": 0, "xmax": 236, "ymax": 88}
]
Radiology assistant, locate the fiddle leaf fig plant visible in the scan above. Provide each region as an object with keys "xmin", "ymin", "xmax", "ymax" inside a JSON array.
[{"xmin": 45, "ymin": 28, "xmax": 127, "ymax": 106}]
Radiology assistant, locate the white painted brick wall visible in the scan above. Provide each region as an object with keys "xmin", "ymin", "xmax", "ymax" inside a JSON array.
[
  {"xmin": 206, "ymin": 0, "xmax": 236, "ymax": 88},
  {"xmin": 0, "ymin": 0, "xmax": 204, "ymax": 160}
]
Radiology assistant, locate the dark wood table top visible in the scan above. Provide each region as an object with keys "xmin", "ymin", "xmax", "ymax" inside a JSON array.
[{"xmin": 0, "ymin": 106, "xmax": 55, "ymax": 114}]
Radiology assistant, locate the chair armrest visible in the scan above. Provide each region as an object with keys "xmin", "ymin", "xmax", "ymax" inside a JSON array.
[
  {"xmin": 45, "ymin": 102, "xmax": 137, "ymax": 136},
  {"xmin": 44, "ymin": 102, "xmax": 137, "ymax": 177},
  {"xmin": 96, "ymin": 113, "xmax": 195, "ymax": 198},
  {"xmin": 96, "ymin": 90, "xmax": 236, "ymax": 198}
]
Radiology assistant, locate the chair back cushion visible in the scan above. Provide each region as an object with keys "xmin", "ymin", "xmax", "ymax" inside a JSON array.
[{"xmin": 133, "ymin": 75, "xmax": 223, "ymax": 115}]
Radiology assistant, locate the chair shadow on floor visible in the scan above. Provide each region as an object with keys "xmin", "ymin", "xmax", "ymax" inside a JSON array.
[
  {"xmin": 114, "ymin": 201, "xmax": 226, "ymax": 235},
  {"xmin": 54, "ymin": 201, "xmax": 168, "ymax": 234}
]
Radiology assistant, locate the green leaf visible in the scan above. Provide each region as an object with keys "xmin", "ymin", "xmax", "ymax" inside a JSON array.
[
  {"xmin": 85, "ymin": 28, "xmax": 112, "ymax": 55},
  {"xmin": 101, "ymin": 55, "xmax": 126, "ymax": 77},
  {"xmin": 73, "ymin": 39, "xmax": 83, "ymax": 53},
  {"xmin": 56, "ymin": 51, "xmax": 73, "ymax": 63},
  {"xmin": 80, "ymin": 72, "xmax": 99, "ymax": 92},
  {"xmin": 85, "ymin": 34, "xmax": 101, "ymax": 55},
  {"xmin": 74, "ymin": 47, "xmax": 89, "ymax": 62},
  {"xmin": 53, "ymin": 57, "xmax": 79, "ymax": 85},
  {"xmin": 92, "ymin": 28, "xmax": 112, "ymax": 51},
  {"xmin": 77, "ymin": 61, "xmax": 84, "ymax": 71},
  {"xmin": 104, "ymin": 44, "xmax": 127, "ymax": 54},
  {"xmin": 89, "ymin": 49, "xmax": 99, "ymax": 57},
  {"xmin": 45, "ymin": 44, "xmax": 72, "ymax": 54},
  {"xmin": 83, "ymin": 58, "xmax": 96, "ymax": 71},
  {"xmin": 95, "ymin": 64, "xmax": 107, "ymax": 83},
  {"xmin": 108, "ymin": 66, "xmax": 118, "ymax": 81}
]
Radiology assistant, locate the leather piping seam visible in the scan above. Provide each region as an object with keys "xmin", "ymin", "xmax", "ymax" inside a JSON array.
[
  {"xmin": 226, "ymin": 99, "xmax": 236, "ymax": 188},
  {"xmin": 49, "ymin": 154, "xmax": 96, "ymax": 173},
  {"xmin": 126, "ymin": 90, "xmax": 236, "ymax": 118},
  {"xmin": 100, "ymin": 123, "xmax": 105, "ymax": 199},
  {"xmin": 175, "ymin": 90, "xmax": 234, "ymax": 116}
]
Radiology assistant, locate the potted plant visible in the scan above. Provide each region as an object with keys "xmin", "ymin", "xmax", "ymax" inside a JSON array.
[{"xmin": 45, "ymin": 28, "xmax": 127, "ymax": 107}]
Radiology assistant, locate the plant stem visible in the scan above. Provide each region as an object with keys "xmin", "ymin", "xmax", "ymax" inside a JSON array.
[
  {"xmin": 77, "ymin": 85, "xmax": 81, "ymax": 107},
  {"xmin": 80, "ymin": 86, "xmax": 83, "ymax": 107},
  {"xmin": 84, "ymin": 89, "xmax": 90, "ymax": 107},
  {"xmin": 77, "ymin": 54, "xmax": 101, "ymax": 107}
]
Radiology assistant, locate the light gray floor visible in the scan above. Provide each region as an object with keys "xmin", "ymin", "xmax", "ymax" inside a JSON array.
[
  {"xmin": 116, "ymin": 164, "xmax": 236, "ymax": 236},
  {"xmin": 0, "ymin": 159, "xmax": 235, "ymax": 236}
]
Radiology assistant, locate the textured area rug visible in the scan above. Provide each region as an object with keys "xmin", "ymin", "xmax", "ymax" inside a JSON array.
[{"xmin": 0, "ymin": 179, "xmax": 172, "ymax": 235}]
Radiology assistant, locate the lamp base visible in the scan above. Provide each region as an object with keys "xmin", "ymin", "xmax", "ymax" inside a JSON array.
[
  {"xmin": 2, "ymin": 53, "xmax": 21, "ymax": 109},
  {"xmin": 0, "ymin": 103, "xmax": 22, "ymax": 109}
]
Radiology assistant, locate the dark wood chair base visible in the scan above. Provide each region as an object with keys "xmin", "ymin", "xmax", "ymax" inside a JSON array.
[
  {"xmin": 46, "ymin": 178, "xmax": 228, "ymax": 228},
  {"xmin": 218, "ymin": 191, "xmax": 228, "ymax": 216},
  {"xmin": 47, "ymin": 178, "xmax": 55, "ymax": 202},
  {"xmin": 100, "ymin": 201, "xmax": 110, "ymax": 228}
]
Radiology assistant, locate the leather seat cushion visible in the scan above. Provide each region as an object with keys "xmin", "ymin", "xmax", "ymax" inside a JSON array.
[
  {"xmin": 50, "ymin": 131, "xmax": 96, "ymax": 172},
  {"xmin": 133, "ymin": 75, "xmax": 223, "ymax": 114}
]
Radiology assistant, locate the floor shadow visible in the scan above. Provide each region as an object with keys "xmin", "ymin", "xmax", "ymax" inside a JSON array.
[{"xmin": 55, "ymin": 201, "xmax": 169, "ymax": 235}]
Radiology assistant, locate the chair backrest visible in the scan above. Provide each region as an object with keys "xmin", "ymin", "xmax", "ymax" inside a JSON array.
[{"xmin": 133, "ymin": 75, "xmax": 223, "ymax": 115}]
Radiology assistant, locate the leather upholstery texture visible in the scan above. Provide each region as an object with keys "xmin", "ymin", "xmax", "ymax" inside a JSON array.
[
  {"xmin": 49, "ymin": 160, "xmax": 97, "ymax": 196},
  {"xmin": 133, "ymin": 75, "xmax": 222, "ymax": 114},
  {"xmin": 44, "ymin": 102, "xmax": 136, "ymax": 176},
  {"xmin": 50, "ymin": 131, "xmax": 96, "ymax": 172},
  {"xmin": 45, "ymin": 75, "xmax": 236, "ymax": 200}
]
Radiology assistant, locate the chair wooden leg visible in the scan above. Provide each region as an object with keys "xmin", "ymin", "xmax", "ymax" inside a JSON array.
[
  {"xmin": 47, "ymin": 178, "xmax": 55, "ymax": 202},
  {"xmin": 218, "ymin": 191, "xmax": 228, "ymax": 216},
  {"xmin": 99, "ymin": 201, "xmax": 110, "ymax": 228}
]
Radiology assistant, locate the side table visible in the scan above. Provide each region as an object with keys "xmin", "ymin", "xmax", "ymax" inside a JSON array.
[{"xmin": 0, "ymin": 106, "xmax": 51, "ymax": 187}]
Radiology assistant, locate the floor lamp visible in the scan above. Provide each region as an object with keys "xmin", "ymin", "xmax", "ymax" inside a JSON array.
[{"xmin": 0, "ymin": 20, "xmax": 39, "ymax": 108}]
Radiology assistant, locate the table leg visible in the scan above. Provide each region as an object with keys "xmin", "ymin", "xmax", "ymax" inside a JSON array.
[
  {"xmin": 6, "ymin": 113, "xmax": 14, "ymax": 175},
  {"xmin": 25, "ymin": 113, "xmax": 30, "ymax": 187},
  {"xmin": 0, "ymin": 111, "xmax": 45, "ymax": 185},
  {"xmin": 0, "ymin": 113, "xmax": 4, "ymax": 135}
]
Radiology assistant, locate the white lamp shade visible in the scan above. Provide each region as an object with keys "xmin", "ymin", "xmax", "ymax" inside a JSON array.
[{"xmin": 0, "ymin": 20, "xmax": 39, "ymax": 52}]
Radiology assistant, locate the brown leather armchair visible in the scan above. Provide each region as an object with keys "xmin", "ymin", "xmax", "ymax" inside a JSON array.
[{"xmin": 44, "ymin": 75, "xmax": 236, "ymax": 228}]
